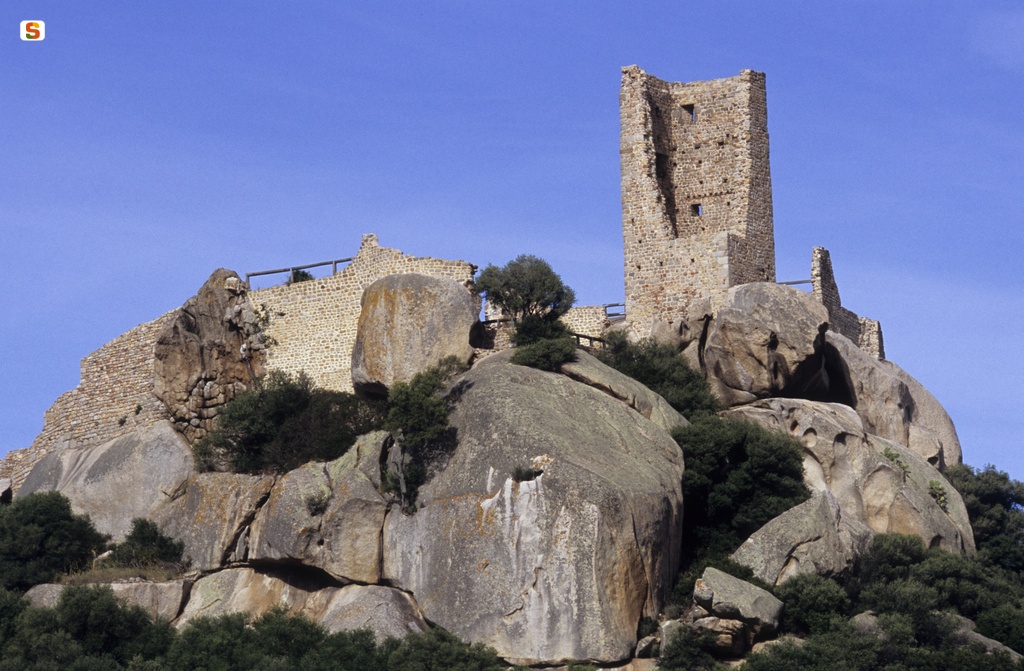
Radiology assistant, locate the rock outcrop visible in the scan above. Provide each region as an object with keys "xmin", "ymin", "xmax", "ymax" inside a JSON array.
[
  {"xmin": 827, "ymin": 332, "xmax": 961, "ymax": 467},
  {"xmin": 351, "ymin": 273, "xmax": 478, "ymax": 397},
  {"xmin": 695, "ymin": 283, "xmax": 830, "ymax": 406},
  {"xmin": 25, "ymin": 580, "xmax": 193, "ymax": 622},
  {"xmin": 153, "ymin": 268, "xmax": 267, "ymax": 443},
  {"xmin": 726, "ymin": 398, "xmax": 974, "ymax": 562},
  {"xmin": 177, "ymin": 568, "xmax": 429, "ymax": 640},
  {"xmin": 693, "ymin": 568, "xmax": 783, "ymax": 640},
  {"xmin": 384, "ymin": 351, "xmax": 685, "ymax": 665},
  {"xmin": 151, "ymin": 472, "xmax": 276, "ymax": 571},
  {"xmin": 731, "ymin": 490, "xmax": 869, "ymax": 586},
  {"xmin": 248, "ymin": 432, "xmax": 390, "ymax": 583},
  {"xmin": 560, "ymin": 350, "xmax": 687, "ymax": 432},
  {"xmin": 17, "ymin": 420, "xmax": 194, "ymax": 541}
]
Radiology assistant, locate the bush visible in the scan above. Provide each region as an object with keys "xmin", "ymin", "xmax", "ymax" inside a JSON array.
[
  {"xmin": 658, "ymin": 626, "xmax": 719, "ymax": 671},
  {"xmin": 385, "ymin": 627, "xmax": 508, "ymax": 671},
  {"xmin": 776, "ymin": 573, "xmax": 850, "ymax": 635},
  {"xmin": 0, "ymin": 491, "xmax": 108, "ymax": 591},
  {"xmin": 510, "ymin": 333, "xmax": 578, "ymax": 371},
  {"xmin": 476, "ymin": 255, "xmax": 575, "ymax": 323},
  {"xmin": 855, "ymin": 533, "xmax": 928, "ymax": 585},
  {"xmin": 197, "ymin": 370, "xmax": 387, "ymax": 474},
  {"xmin": 944, "ymin": 464, "xmax": 1024, "ymax": 572},
  {"xmin": 108, "ymin": 519, "xmax": 184, "ymax": 569},
  {"xmin": 597, "ymin": 332, "xmax": 720, "ymax": 418},
  {"xmin": 383, "ymin": 358, "xmax": 464, "ymax": 507},
  {"xmin": 673, "ymin": 415, "xmax": 810, "ymax": 568}
]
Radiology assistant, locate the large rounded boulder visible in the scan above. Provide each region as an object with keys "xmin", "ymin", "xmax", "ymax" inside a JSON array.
[
  {"xmin": 351, "ymin": 273, "xmax": 478, "ymax": 397},
  {"xmin": 382, "ymin": 351, "xmax": 685, "ymax": 665},
  {"xmin": 726, "ymin": 398, "xmax": 974, "ymax": 564},
  {"xmin": 699, "ymin": 283, "xmax": 830, "ymax": 406},
  {"xmin": 18, "ymin": 420, "xmax": 195, "ymax": 541}
]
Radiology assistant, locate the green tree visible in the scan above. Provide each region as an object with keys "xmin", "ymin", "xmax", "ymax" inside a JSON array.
[
  {"xmin": 657, "ymin": 626, "xmax": 720, "ymax": 671},
  {"xmin": 53, "ymin": 585, "xmax": 175, "ymax": 663},
  {"xmin": 164, "ymin": 613, "xmax": 262, "ymax": 671},
  {"xmin": 476, "ymin": 255, "xmax": 575, "ymax": 324},
  {"xmin": 0, "ymin": 491, "xmax": 108, "ymax": 591}
]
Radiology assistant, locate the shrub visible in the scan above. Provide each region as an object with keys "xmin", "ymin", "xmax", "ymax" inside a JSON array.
[
  {"xmin": 288, "ymin": 269, "xmax": 315, "ymax": 284},
  {"xmin": 658, "ymin": 626, "xmax": 719, "ymax": 671},
  {"xmin": 476, "ymin": 255, "xmax": 575, "ymax": 323},
  {"xmin": 512, "ymin": 466, "xmax": 542, "ymax": 482},
  {"xmin": 0, "ymin": 491, "xmax": 108, "ymax": 591},
  {"xmin": 510, "ymin": 332, "xmax": 578, "ymax": 371},
  {"xmin": 108, "ymin": 518, "xmax": 184, "ymax": 569},
  {"xmin": 198, "ymin": 370, "xmax": 387, "ymax": 474},
  {"xmin": 385, "ymin": 627, "xmax": 508, "ymax": 671},
  {"xmin": 929, "ymin": 480, "xmax": 949, "ymax": 511},
  {"xmin": 164, "ymin": 613, "xmax": 261, "ymax": 670},
  {"xmin": 53, "ymin": 585, "xmax": 175, "ymax": 663},
  {"xmin": 383, "ymin": 358, "xmax": 464, "ymax": 507},
  {"xmin": 598, "ymin": 332, "xmax": 719, "ymax": 418},
  {"xmin": 673, "ymin": 415, "xmax": 810, "ymax": 568},
  {"xmin": 855, "ymin": 533, "xmax": 927, "ymax": 585},
  {"xmin": 944, "ymin": 464, "xmax": 1024, "ymax": 572},
  {"xmin": 776, "ymin": 573, "xmax": 850, "ymax": 635}
]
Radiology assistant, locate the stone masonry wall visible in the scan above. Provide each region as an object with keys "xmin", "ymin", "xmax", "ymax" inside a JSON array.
[
  {"xmin": 559, "ymin": 306, "xmax": 609, "ymax": 340},
  {"xmin": 0, "ymin": 312, "xmax": 175, "ymax": 492},
  {"xmin": 811, "ymin": 246, "xmax": 885, "ymax": 359},
  {"xmin": 251, "ymin": 234, "xmax": 477, "ymax": 393},
  {"xmin": 620, "ymin": 66, "xmax": 775, "ymax": 338}
]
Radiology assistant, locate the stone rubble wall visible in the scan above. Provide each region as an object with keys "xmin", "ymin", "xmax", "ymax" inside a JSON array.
[
  {"xmin": 0, "ymin": 312, "xmax": 176, "ymax": 492},
  {"xmin": 251, "ymin": 234, "xmax": 477, "ymax": 393},
  {"xmin": 620, "ymin": 66, "xmax": 775, "ymax": 338},
  {"xmin": 559, "ymin": 305, "xmax": 609, "ymax": 339},
  {"xmin": 811, "ymin": 247, "xmax": 885, "ymax": 359}
]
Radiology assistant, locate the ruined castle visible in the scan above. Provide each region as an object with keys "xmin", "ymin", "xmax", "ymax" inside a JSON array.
[{"xmin": 0, "ymin": 66, "xmax": 883, "ymax": 490}]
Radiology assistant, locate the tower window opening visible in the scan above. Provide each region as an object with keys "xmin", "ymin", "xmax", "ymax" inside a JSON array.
[
  {"xmin": 691, "ymin": 203, "xmax": 703, "ymax": 217},
  {"xmin": 682, "ymin": 104, "xmax": 696, "ymax": 123}
]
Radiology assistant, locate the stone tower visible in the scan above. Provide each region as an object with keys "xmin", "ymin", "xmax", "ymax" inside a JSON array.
[{"xmin": 620, "ymin": 66, "xmax": 775, "ymax": 337}]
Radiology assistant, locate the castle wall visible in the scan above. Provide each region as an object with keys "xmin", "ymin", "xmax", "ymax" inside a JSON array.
[
  {"xmin": 0, "ymin": 312, "xmax": 175, "ymax": 491},
  {"xmin": 811, "ymin": 246, "xmax": 885, "ymax": 359},
  {"xmin": 251, "ymin": 234, "xmax": 477, "ymax": 393},
  {"xmin": 559, "ymin": 306, "xmax": 609, "ymax": 340},
  {"xmin": 620, "ymin": 67, "xmax": 775, "ymax": 337}
]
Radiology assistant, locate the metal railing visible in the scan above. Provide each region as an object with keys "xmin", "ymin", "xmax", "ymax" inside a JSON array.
[
  {"xmin": 778, "ymin": 279, "xmax": 812, "ymax": 286},
  {"xmin": 246, "ymin": 257, "xmax": 354, "ymax": 285}
]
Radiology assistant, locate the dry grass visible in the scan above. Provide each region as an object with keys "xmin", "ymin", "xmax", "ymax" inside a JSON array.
[{"xmin": 58, "ymin": 563, "xmax": 185, "ymax": 586}]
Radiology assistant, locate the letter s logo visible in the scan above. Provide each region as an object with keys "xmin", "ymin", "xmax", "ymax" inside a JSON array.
[{"xmin": 20, "ymin": 21, "xmax": 45, "ymax": 41}]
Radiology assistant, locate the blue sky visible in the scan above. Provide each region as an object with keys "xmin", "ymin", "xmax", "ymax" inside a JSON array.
[{"xmin": 2, "ymin": 2, "xmax": 1022, "ymax": 479}]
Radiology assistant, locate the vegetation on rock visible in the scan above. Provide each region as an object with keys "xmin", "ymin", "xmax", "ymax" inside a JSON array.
[
  {"xmin": 107, "ymin": 518, "xmax": 184, "ymax": 569},
  {"xmin": 383, "ymin": 357, "xmax": 465, "ymax": 508},
  {"xmin": 673, "ymin": 415, "xmax": 811, "ymax": 573},
  {"xmin": 597, "ymin": 332, "xmax": 720, "ymax": 418},
  {"xmin": 478, "ymin": 256, "xmax": 579, "ymax": 371},
  {"xmin": 195, "ymin": 370, "xmax": 387, "ymax": 473}
]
